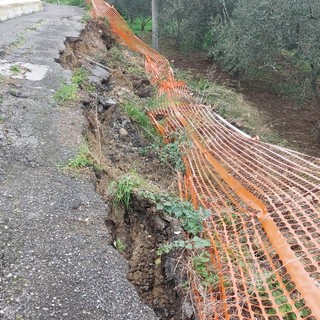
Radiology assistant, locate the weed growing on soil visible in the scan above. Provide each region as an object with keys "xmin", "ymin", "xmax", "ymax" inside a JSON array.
[
  {"xmin": 113, "ymin": 239, "xmax": 126, "ymax": 253},
  {"xmin": 54, "ymin": 68, "xmax": 93, "ymax": 104},
  {"xmin": 54, "ymin": 83, "xmax": 78, "ymax": 104},
  {"xmin": 156, "ymin": 140, "xmax": 186, "ymax": 173},
  {"xmin": 0, "ymin": 114, "xmax": 4, "ymax": 122},
  {"xmin": 72, "ymin": 68, "xmax": 94, "ymax": 92},
  {"xmin": 142, "ymin": 191, "xmax": 210, "ymax": 236},
  {"xmin": 10, "ymin": 65, "xmax": 21, "ymax": 74},
  {"xmin": 192, "ymin": 252, "xmax": 218, "ymax": 286},
  {"xmin": 121, "ymin": 100, "xmax": 158, "ymax": 141},
  {"xmin": 0, "ymin": 95, "xmax": 3, "ymax": 104},
  {"xmin": 122, "ymin": 97, "xmax": 187, "ymax": 172},
  {"xmin": 110, "ymin": 173, "xmax": 141, "ymax": 208},
  {"xmin": 72, "ymin": 68, "xmax": 88, "ymax": 86},
  {"xmin": 157, "ymin": 236, "xmax": 211, "ymax": 256},
  {"xmin": 67, "ymin": 142, "xmax": 98, "ymax": 170}
]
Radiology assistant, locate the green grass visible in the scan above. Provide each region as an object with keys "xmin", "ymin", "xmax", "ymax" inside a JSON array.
[
  {"xmin": 113, "ymin": 239, "xmax": 126, "ymax": 252},
  {"xmin": 10, "ymin": 65, "xmax": 21, "ymax": 74},
  {"xmin": 127, "ymin": 17, "xmax": 152, "ymax": 35},
  {"xmin": 121, "ymin": 98, "xmax": 159, "ymax": 141},
  {"xmin": 54, "ymin": 83, "xmax": 78, "ymax": 104},
  {"xmin": 44, "ymin": 0, "xmax": 86, "ymax": 6},
  {"xmin": 54, "ymin": 67, "xmax": 93, "ymax": 104},
  {"xmin": 72, "ymin": 68, "xmax": 88, "ymax": 86},
  {"xmin": 174, "ymin": 68, "xmax": 288, "ymax": 146},
  {"xmin": 67, "ymin": 143, "xmax": 99, "ymax": 170},
  {"xmin": 109, "ymin": 173, "xmax": 141, "ymax": 208}
]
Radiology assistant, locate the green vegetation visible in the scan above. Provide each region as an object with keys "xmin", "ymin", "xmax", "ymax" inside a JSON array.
[
  {"xmin": 67, "ymin": 142, "xmax": 99, "ymax": 170},
  {"xmin": 121, "ymin": 97, "xmax": 188, "ymax": 171},
  {"xmin": 145, "ymin": 192, "xmax": 211, "ymax": 236},
  {"xmin": 192, "ymin": 252, "xmax": 218, "ymax": 286},
  {"xmin": 44, "ymin": 0, "xmax": 86, "ymax": 6},
  {"xmin": 71, "ymin": 68, "xmax": 88, "ymax": 87},
  {"xmin": 54, "ymin": 68, "xmax": 92, "ymax": 104},
  {"xmin": 0, "ymin": 95, "xmax": 3, "ymax": 104},
  {"xmin": 128, "ymin": 17, "xmax": 152, "ymax": 35},
  {"xmin": 121, "ymin": 99, "xmax": 158, "ymax": 141},
  {"xmin": 109, "ymin": 173, "xmax": 141, "ymax": 208},
  {"xmin": 113, "ymin": 238, "xmax": 126, "ymax": 252},
  {"xmin": 111, "ymin": 0, "xmax": 151, "ymax": 32},
  {"xmin": 10, "ymin": 65, "xmax": 21, "ymax": 74},
  {"xmin": 72, "ymin": 68, "xmax": 94, "ymax": 92},
  {"xmin": 175, "ymin": 68, "xmax": 288, "ymax": 145},
  {"xmin": 0, "ymin": 114, "xmax": 4, "ymax": 122},
  {"xmin": 156, "ymin": 0, "xmax": 320, "ymax": 104},
  {"xmin": 54, "ymin": 83, "xmax": 78, "ymax": 104}
]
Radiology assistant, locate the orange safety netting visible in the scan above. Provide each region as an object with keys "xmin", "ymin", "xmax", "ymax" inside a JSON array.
[{"xmin": 88, "ymin": 1, "xmax": 320, "ymax": 319}]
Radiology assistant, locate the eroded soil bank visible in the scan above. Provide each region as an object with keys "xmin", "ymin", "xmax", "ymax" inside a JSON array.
[{"xmin": 58, "ymin": 20, "xmax": 193, "ymax": 320}]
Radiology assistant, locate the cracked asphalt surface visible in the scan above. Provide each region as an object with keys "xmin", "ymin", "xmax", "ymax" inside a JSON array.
[{"xmin": 0, "ymin": 4, "xmax": 157, "ymax": 319}]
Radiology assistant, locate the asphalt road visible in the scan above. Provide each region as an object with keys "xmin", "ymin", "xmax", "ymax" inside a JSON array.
[{"xmin": 0, "ymin": 4, "xmax": 157, "ymax": 319}]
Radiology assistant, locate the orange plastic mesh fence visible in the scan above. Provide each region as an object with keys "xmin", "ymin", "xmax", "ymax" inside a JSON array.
[{"xmin": 88, "ymin": 1, "xmax": 320, "ymax": 319}]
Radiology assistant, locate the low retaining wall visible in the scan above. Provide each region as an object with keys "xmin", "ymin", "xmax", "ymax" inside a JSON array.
[{"xmin": 0, "ymin": 0, "xmax": 43, "ymax": 22}]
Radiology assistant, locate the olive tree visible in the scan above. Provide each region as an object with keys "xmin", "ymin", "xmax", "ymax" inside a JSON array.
[
  {"xmin": 110, "ymin": 0, "xmax": 151, "ymax": 30},
  {"xmin": 159, "ymin": 0, "xmax": 238, "ymax": 50},
  {"xmin": 209, "ymin": 0, "xmax": 320, "ymax": 104}
]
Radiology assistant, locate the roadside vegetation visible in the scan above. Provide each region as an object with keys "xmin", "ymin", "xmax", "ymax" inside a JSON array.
[
  {"xmin": 111, "ymin": 0, "xmax": 320, "ymax": 107},
  {"xmin": 54, "ymin": 68, "xmax": 92, "ymax": 104},
  {"xmin": 159, "ymin": 0, "xmax": 320, "ymax": 106},
  {"xmin": 44, "ymin": 0, "xmax": 86, "ymax": 6}
]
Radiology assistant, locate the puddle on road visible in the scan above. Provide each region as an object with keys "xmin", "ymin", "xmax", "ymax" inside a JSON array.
[{"xmin": 0, "ymin": 60, "xmax": 49, "ymax": 81}]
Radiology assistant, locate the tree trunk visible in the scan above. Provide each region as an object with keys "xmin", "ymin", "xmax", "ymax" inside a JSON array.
[
  {"xmin": 152, "ymin": 0, "xmax": 159, "ymax": 50},
  {"xmin": 310, "ymin": 64, "xmax": 320, "ymax": 107}
]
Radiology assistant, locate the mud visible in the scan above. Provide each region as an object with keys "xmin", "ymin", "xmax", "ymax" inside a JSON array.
[{"xmin": 58, "ymin": 19, "xmax": 193, "ymax": 320}]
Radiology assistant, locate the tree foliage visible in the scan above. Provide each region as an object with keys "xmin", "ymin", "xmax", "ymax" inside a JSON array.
[
  {"xmin": 110, "ymin": 0, "xmax": 151, "ymax": 30},
  {"xmin": 209, "ymin": 0, "xmax": 320, "ymax": 102},
  {"xmin": 159, "ymin": 0, "xmax": 237, "ymax": 50}
]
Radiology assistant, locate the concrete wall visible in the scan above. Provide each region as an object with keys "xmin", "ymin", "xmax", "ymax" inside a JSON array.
[{"xmin": 0, "ymin": 0, "xmax": 43, "ymax": 22}]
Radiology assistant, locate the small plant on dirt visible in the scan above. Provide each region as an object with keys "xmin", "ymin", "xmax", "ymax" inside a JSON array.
[
  {"xmin": 156, "ymin": 140, "xmax": 186, "ymax": 173},
  {"xmin": 142, "ymin": 191, "xmax": 211, "ymax": 236},
  {"xmin": 0, "ymin": 94, "xmax": 3, "ymax": 104},
  {"xmin": 110, "ymin": 173, "xmax": 141, "ymax": 208},
  {"xmin": 157, "ymin": 237, "xmax": 211, "ymax": 256},
  {"xmin": 71, "ymin": 68, "xmax": 88, "ymax": 87},
  {"xmin": 113, "ymin": 239, "xmax": 126, "ymax": 253},
  {"xmin": 54, "ymin": 67, "xmax": 94, "ymax": 104},
  {"xmin": 193, "ymin": 252, "xmax": 218, "ymax": 286},
  {"xmin": 10, "ymin": 65, "xmax": 21, "ymax": 74},
  {"xmin": 0, "ymin": 114, "xmax": 4, "ymax": 122},
  {"xmin": 121, "ymin": 100, "xmax": 159, "ymax": 141},
  {"xmin": 54, "ymin": 82, "xmax": 78, "ymax": 104},
  {"xmin": 108, "ymin": 47, "xmax": 125, "ymax": 63},
  {"xmin": 72, "ymin": 68, "xmax": 94, "ymax": 92},
  {"xmin": 67, "ymin": 143, "xmax": 98, "ymax": 170},
  {"xmin": 156, "ymin": 194, "xmax": 210, "ymax": 236}
]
